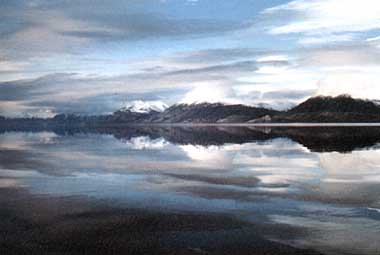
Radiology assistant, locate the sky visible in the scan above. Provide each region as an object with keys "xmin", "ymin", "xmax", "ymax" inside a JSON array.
[{"xmin": 0, "ymin": 0, "xmax": 380, "ymax": 117}]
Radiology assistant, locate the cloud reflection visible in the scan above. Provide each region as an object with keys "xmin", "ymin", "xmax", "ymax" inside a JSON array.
[{"xmin": 1, "ymin": 130, "xmax": 380, "ymax": 254}]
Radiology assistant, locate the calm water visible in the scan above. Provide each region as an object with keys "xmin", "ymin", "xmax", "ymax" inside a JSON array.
[{"xmin": 1, "ymin": 127, "xmax": 380, "ymax": 255}]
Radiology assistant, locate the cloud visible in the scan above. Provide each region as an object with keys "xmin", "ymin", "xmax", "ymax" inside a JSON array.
[
  {"xmin": 245, "ymin": 18, "xmax": 380, "ymax": 101},
  {"xmin": 264, "ymin": 0, "xmax": 380, "ymax": 34},
  {"xmin": 298, "ymin": 33, "xmax": 357, "ymax": 45},
  {"xmin": 165, "ymin": 61, "xmax": 259, "ymax": 77},
  {"xmin": 252, "ymin": 0, "xmax": 380, "ymax": 102},
  {"xmin": 299, "ymin": 43, "xmax": 380, "ymax": 67},
  {"xmin": 366, "ymin": 35, "xmax": 380, "ymax": 42},
  {"xmin": 262, "ymin": 89, "xmax": 314, "ymax": 100},
  {"xmin": 0, "ymin": 73, "xmax": 182, "ymax": 116},
  {"xmin": 0, "ymin": 44, "xmax": 304, "ymax": 116},
  {"xmin": 263, "ymin": 0, "xmax": 380, "ymax": 44},
  {"xmin": 180, "ymin": 83, "xmax": 240, "ymax": 104},
  {"xmin": 316, "ymin": 70, "xmax": 380, "ymax": 100},
  {"xmin": 172, "ymin": 48, "xmax": 281, "ymax": 63},
  {"xmin": 293, "ymin": 42, "xmax": 380, "ymax": 99},
  {"xmin": 13, "ymin": 38, "xmax": 380, "ymax": 116},
  {"xmin": 0, "ymin": 1, "xmax": 249, "ymax": 62},
  {"xmin": 0, "ymin": 58, "xmax": 261, "ymax": 116}
]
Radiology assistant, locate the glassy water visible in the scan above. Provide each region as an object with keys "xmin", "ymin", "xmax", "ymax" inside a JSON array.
[{"xmin": 0, "ymin": 127, "xmax": 379, "ymax": 255}]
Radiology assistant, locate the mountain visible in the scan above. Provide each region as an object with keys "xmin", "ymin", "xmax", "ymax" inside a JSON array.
[
  {"xmin": 110, "ymin": 109, "xmax": 157, "ymax": 123},
  {"xmin": 121, "ymin": 100, "xmax": 168, "ymax": 114},
  {"xmin": 143, "ymin": 103, "xmax": 279, "ymax": 123},
  {"xmin": 2, "ymin": 95, "xmax": 380, "ymax": 125},
  {"xmin": 289, "ymin": 95, "xmax": 380, "ymax": 114},
  {"xmin": 145, "ymin": 95, "xmax": 380, "ymax": 123},
  {"xmin": 269, "ymin": 95, "xmax": 380, "ymax": 123}
]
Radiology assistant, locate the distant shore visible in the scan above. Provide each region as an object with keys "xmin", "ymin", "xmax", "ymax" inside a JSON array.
[{"xmin": 130, "ymin": 122, "xmax": 380, "ymax": 127}]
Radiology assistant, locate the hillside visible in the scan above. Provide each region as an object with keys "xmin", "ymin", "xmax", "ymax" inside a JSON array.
[
  {"xmin": 270, "ymin": 95, "xmax": 380, "ymax": 123},
  {"xmin": 143, "ymin": 103, "xmax": 279, "ymax": 123},
  {"xmin": 2, "ymin": 95, "xmax": 380, "ymax": 124},
  {"xmin": 289, "ymin": 95, "xmax": 380, "ymax": 114}
]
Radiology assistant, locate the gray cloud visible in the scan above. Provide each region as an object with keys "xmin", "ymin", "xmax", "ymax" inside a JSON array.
[
  {"xmin": 166, "ymin": 61, "xmax": 259, "ymax": 76},
  {"xmin": 262, "ymin": 89, "xmax": 315, "ymax": 100},
  {"xmin": 0, "ymin": 53, "xmax": 294, "ymax": 116},
  {"xmin": 64, "ymin": 14, "xmax": 248, "ymax": 41},
  {"xmin": 27, "ymin": 89, "xmax": 185, "ymax": 115},
  {"xmin": 0, "ymin": 73, "xmax": 79, "ymax": 101},
  {"xmin": 298, "ymin": 43, "xmax": 380, "ymax": 67},
  {"xmin": 0, "ymin": 0, "xmax": 250, "ymax": 63},
  {"xmin": 171, "ymin": 48, "xmax": 282, "ymax": 63}
]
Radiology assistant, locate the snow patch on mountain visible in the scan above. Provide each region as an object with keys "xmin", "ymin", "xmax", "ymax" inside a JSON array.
[{"xmin": 121, "ymin": 100, "xmax": 168, "ymax": 113}]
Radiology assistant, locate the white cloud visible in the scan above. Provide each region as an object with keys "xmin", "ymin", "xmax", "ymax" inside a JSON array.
[
  {"xmin": 239, "ymin": 67, "xmax": 320, "ymax": 92},
  {"xmin": 256, "ymin": 55, "xmax": 288, "ymax": 62},
  {"xmin": 300, "ymin": 45, "xmax": 380, "ymax": 67},
  {"xmin": 180, "ymin": 83, "xmax": 241, "ymax": 104},
  {"xmin": 264, "ymin": 0, "xmax": 380, "ymax": 45},
  {"xmin": 366, "ymin": 35, "xmax": 380, "ymax": 42},
  {"xmin": 256, "ymin": 0, "xmax": 380, "ymax": 101},
  {"xmin": 265, "ymin": 0, "xmax": 380, "ymax": 35},
  {"xmin": 298, "ymin": 33, "xmax": 356, "ymax": 45},
  {"xmin": 0, "ymin": 61, "xmax": 31, "ymax": 73},
  {"xmin": 316, "ymin": 70, "xmax": 380, "ymax": 100}
]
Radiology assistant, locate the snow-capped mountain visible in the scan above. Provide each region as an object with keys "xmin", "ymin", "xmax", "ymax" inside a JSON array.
[{"xmin": 120, "ymin": 100, "xmax": 168, "ymax": 114}]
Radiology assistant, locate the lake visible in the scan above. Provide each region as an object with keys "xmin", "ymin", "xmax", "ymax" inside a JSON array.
[{"xmin": 0, "ymin": 126, "xmax": 379, "ymax": 255}]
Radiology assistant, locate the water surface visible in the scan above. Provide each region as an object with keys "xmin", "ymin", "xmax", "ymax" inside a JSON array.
[{"xmin": 0, "ymin": 127, "xmax": 379, "ymax": 255}]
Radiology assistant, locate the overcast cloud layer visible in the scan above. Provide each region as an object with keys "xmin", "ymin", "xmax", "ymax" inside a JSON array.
[{"xmin": 0, "ymin": 0, "xmax": 380, "ymax": 117}]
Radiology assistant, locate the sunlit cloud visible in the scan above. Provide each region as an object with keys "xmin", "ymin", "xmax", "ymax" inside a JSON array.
[
  {"xmin": 316, "ymin": 71, "xmax": 380, "ymax": 100},
  {"xmin": 263, "ymin": 0, "xmax": 380, "ymax": 37},
  {"xmin": 180, "ymin": 83, "xmax": 241, "ymax": 105}
]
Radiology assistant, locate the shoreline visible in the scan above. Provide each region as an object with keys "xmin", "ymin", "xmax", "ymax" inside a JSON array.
[{"xmin": 129, "ymin": 122, "xmax": 380, "ymax": 127}]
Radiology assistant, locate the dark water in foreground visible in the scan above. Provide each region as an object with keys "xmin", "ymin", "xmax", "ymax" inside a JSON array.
[{"xmin": 0, "ymin": 126, "xmax": 379, "ymax": 255}]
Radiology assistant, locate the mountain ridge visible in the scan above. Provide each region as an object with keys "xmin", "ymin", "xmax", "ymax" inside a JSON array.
[{"xmin": 1, "ymin": 95, "xmax": 380, "ymax": 124}]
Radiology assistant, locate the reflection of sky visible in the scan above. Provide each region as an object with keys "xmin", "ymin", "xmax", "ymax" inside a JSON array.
[{"xmin": 1, "ymin": 131, "xmax": 380, "ymax": 254}]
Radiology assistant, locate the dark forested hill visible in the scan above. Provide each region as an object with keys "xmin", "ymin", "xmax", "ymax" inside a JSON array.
[
  {"xmin": 289, "ymin": 95, "xmax": 380, "ymax": 114},
  {"xmin": 143, "ymin": 103, "xmax": 279, "ymax": 123},
  {"xmin": 270, "ymin": 95, "xmax": 380, "ymax": 123}
]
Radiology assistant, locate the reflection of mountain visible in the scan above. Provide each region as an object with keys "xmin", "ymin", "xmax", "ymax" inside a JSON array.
[
  {"xmin": 1, "ymin": 124, "xmax": 380, "ymax": 153},
  {"xmin": 131, "ymin": 127, "xmax": 380, "ymax": 152},
  {"xmin": 268, "ymin": 127, "xmax": 380, "ymax": 152}
]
